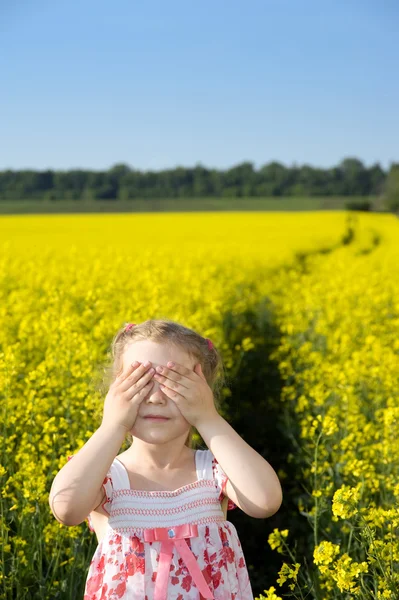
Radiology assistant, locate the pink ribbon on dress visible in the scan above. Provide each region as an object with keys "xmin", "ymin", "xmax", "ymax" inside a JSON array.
[{"xmin": 143, "ymin": 523, "xmax": 213, "ymax": 600}]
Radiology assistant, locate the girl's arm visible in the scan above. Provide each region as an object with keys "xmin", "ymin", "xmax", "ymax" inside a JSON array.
[
  {"xmin": 49, "ymin": 423, "xmax": 126, "ymax": 526},
  {"xmin": 198, "ymin": 414, "xmax": 282, "ymax": 519}
]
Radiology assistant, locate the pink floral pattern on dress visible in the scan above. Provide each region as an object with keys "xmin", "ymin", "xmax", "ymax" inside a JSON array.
[
  {"xmin": 65, "ymin": 451, "xmax": 253, "ymax": 599},
  {"xmin": 83, "ymin": 524, "xmax": 252, "ymax": 600}
]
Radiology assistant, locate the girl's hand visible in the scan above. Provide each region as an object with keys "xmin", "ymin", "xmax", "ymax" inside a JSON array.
[
  {"xmin": 153, "ymin": 362, "xmax": 218, "ymax": 428},
  {"xmin": 102, "ymin": 361, "xmax": 155, "ymax": 432}
]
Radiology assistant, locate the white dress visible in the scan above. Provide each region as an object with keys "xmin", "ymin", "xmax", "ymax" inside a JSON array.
[{"xmin": 68, "ymin": 449, "xmax": 254, "ymax": 599}]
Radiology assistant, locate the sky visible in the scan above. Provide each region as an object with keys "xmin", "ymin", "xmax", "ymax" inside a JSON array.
[{"xmin": 1, "ymin": 0, "xmax": 398, "ymax": 172}]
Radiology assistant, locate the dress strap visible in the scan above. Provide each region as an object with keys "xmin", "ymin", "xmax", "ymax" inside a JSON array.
[
  {"xmin": 111, "ymin": 457, "xmax": 131, "ymax": 491},
  {"xmin": 195, "ymin": 448, "xmax": 214, "ymax": 481}
]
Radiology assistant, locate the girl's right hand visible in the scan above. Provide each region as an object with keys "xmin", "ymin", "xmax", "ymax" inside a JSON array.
[{"xmin": 101, "ymin": 361, "xmax": 155, "ymax": 432}]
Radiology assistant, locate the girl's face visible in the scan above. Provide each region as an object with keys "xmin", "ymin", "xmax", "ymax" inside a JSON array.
[{"xmin": 121, "ymin": 340, "xmax": 196, "ymax": 442}]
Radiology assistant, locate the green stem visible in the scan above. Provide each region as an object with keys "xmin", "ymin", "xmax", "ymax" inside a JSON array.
[
  {"xmin": 346, "ymin": 523, "xmax": 354, "ymax": 554},
  {"xmin": 0, "ymin": 498, "xmax": 6, "ymax": 600},
  {"xmin": 358, "ymin": 514, "xmax": 386, "ymax": 580},
  {"xmin": 389, "ymin": 521, "xmax": 393, "ymax": 580},
  {"xmin": 279, "ymin": 538, "xmax": 307, "ymax": 600},
  {"xmin": 313, "ymin": 430, "xmax": 323, "ymax": 549}
]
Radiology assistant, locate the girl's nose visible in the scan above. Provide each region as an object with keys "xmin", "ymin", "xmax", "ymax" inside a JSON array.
[{"xmin": 146, "ymin": 381, "xmax": 167, "ymax": 400}]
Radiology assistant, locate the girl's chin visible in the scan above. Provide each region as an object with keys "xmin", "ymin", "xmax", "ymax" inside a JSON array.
[{"xmin": 128, "ymin": 423, "xmax": 191, "ymax": 438}]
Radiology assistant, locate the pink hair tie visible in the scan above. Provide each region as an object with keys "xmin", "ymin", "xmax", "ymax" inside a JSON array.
[
  {"xmin": 125, "ymin": 323, "xmax": 136, "ymax": 332},
  {"xmin": 206, "ymin": 338, "xmax": 214, "ymax": 350}
]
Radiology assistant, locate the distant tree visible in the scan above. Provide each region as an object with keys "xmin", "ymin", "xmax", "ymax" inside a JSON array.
[
  {"xmin": 0, "ymin": 159, "xmax": 388, "ymax": 201},
  {"xmin": 382, "ymin": 163, "xmax": 399, "ymax": 212},
  {"xmin": 368, "ymin": 163, "xmax": 385, "ymax": 195},
  {"xmin": 108, "ymin": 163, "xmax": 131, "ymax": 199},
  {"xmin": 84, "ymin": 171, "xmax": 115, "ymax": 199},
  {"xmin": 209, "ymin": 169, "xmax": 223, "ymax": 196},
  {"xmin": 338, "ymin": 158, "xmax": 369, "ymax": 195},
  {"xmin": 257, "ymin": 162, "xmax": 287, "ymax": 196},
  {"xmin": 193, "ymin": 164, "xmax": 211, "ymax": 197},
  {"xmin": 109, "ymin": 164, "xmax": 131, "ymax": 178},
  {"xmin": 296, "ymin": 165, "xmax": 330, "ymax": 196},
  {"xmin": 54, "ymin": 170, "xmax": 90, "ymax": 199},
  {"xmin": 118, "ymin": 170, "xmax": 140, "ymax": 199},
  {"xmin": 223, "ymin": 162, "xmax": 255, "ymax": 197}
]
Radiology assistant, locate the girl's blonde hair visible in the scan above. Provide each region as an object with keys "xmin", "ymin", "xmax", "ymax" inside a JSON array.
[{"xmin": 101, "ymin": 318, "xmax": 227, "ymax": 448}]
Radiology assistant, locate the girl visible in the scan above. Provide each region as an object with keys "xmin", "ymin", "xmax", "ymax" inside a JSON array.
[{"xmin": 49, "ymin": 319, "xmax": 283, "ymax": 599}]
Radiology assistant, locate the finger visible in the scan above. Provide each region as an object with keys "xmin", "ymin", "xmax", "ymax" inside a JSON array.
[
  {"xmin": 115, "ymin": 361, "xmax": 141, "ymax": 384},
  {"xmin": 122, "ymin": 364, "xmax": 155, "ymax": 393},
  {"xmin": 154, "ymin": 373, "xmax": 186, "ymax": 394},
  {"xmin": 111, "ymin": 364, "xmax": 139, "ymax": 390},
  {"xmin": 134, "ymin": 379, "xmax": 154, "ymax": 402},
  {"xmin": 166, "ymin": 361, "xmax": 195, "ymax": 377},
  {"xmin": 158, "ymin": 383, "xmax": 183, "ymax": 401},
  {"xmin": 155, "ymin": 364, "xmax": 191, "ymax": 388},
  {"xmin": 119, "ymin": 361, "xmax": 149, "ymax": 385}
]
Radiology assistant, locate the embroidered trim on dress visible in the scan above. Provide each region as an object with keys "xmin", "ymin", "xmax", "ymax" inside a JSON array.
[
  {"xmin": 112, "ymin": 478, "xmax": 215, "ymax": 498},
  {"xmin": 111, "ymin": 514, "xmax": 225, "ymax": 534},
  {"xmin": 111, "ymin": 497, "xmax": 220, "ymax": 517}
]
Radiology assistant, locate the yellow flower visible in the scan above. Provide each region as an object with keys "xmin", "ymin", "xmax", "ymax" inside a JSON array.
[
  {"xmin": 255, "ymin": 587, "xmax": 283, "ymax": 600},
  {"xmin": 1, "ymin": 210, "xmax": 399, "ymax": 597},
  {"xmin": 313, "ymin": 541, "xmax": 340, "ymax": 567},
  {"xmin": 321, "ymin": 415, "xmax": 338, "ymax": 436},
  {"xmin": 276, "ymin": 562, "xmax": 301, "ymax": 590},
  {"xmin": 331, "ymin": 553, "xmax": 368, "ymax": 593},
  {"xmin": 332, "ymin": 484, "xmax": 362, "ymax": 520},
  {"xmin": 268, "ymin": 529, "xmax": 289, "ymax": 554}
]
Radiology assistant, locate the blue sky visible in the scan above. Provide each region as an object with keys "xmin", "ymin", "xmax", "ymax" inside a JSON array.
[{"xmin": 1, "ymin": 0, "xmax": 398, "ymax": 171}]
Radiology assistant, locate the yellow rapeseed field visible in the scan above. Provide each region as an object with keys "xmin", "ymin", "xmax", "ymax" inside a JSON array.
[{"xmin": 0, "ymin": 210, "xmax": 398, "ymax": 599}]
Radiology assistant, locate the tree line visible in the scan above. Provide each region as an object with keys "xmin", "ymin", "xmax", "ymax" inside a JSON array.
[{"xmin": 0, "ymin": 158, "xmax": 394, "ymax": 201}]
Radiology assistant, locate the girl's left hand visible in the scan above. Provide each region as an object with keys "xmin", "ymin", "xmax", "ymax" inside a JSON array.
[{"xmin": 153, "ymin": 361, "xmax": 218, "ymax": 428}]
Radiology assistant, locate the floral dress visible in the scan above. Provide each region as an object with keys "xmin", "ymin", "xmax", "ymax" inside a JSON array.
[{"xmin": 67, "ymin": 449, "xmax": 254, "ymax": 599}]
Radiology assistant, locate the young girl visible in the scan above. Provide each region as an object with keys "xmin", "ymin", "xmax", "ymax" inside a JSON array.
[{"xmin": 49, "ymin": 319, "xmax": 283, "ymax": 599}]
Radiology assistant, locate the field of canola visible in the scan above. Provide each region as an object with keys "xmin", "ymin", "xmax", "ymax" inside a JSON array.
[{"xmin": 0, "ymin": 211, "xmax": 398, "ymax": 599}]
